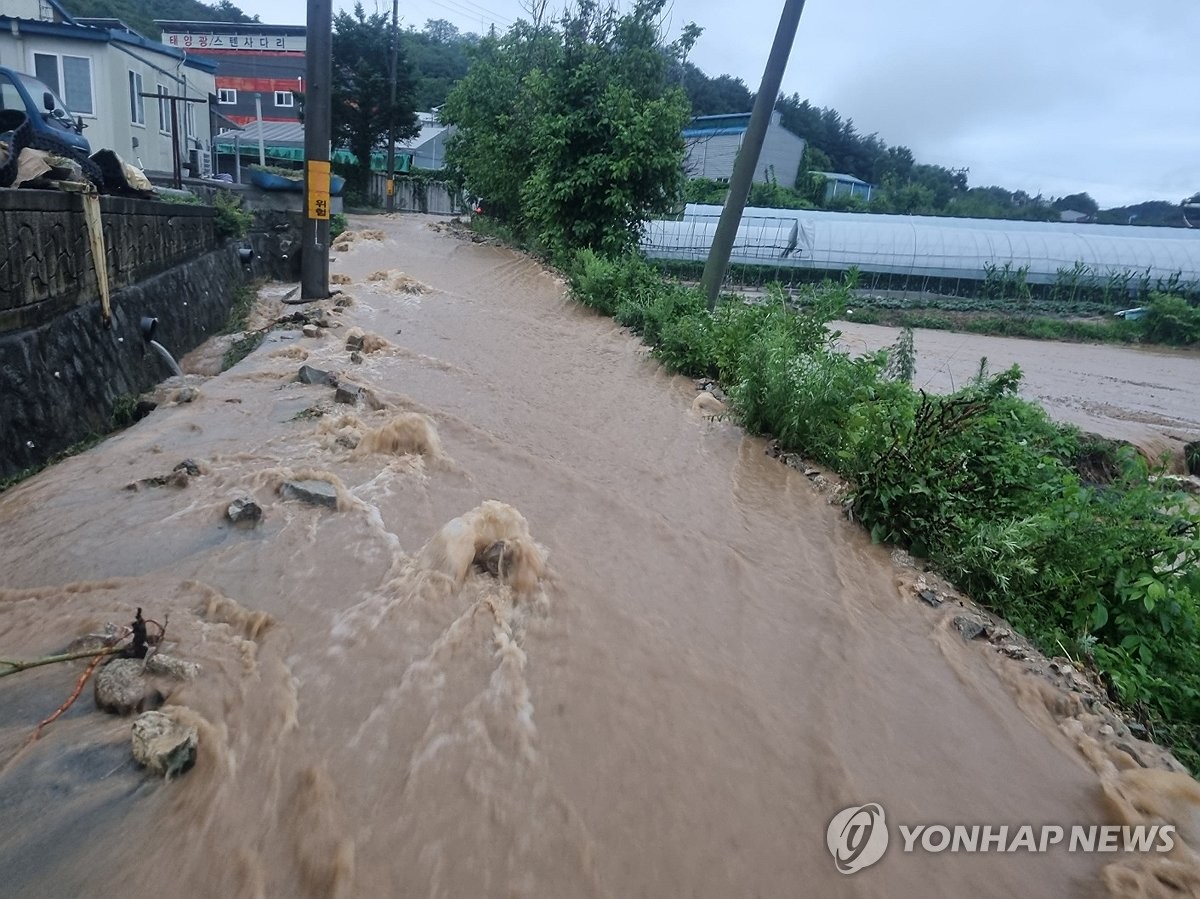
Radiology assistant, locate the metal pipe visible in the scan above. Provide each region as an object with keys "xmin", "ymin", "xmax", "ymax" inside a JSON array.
[{"xmin": 254, "ymin": 93, "xmax": 266, "ymax": 166}]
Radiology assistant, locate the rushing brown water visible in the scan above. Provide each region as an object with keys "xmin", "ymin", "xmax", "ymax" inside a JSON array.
[{"xmin": 3, "ymin": 215, "xmax": 1200, "ymax": 898}]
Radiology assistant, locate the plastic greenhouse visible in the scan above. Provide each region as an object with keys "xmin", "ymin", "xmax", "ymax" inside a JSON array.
[{"xmin": 641, "ymin": 205, "xmax": 1200, "ymax": 299}]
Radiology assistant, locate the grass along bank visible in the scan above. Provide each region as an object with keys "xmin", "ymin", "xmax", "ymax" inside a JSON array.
[{"xmin": 565, "ymin": 247, "xmax": 1200, "ymax": 770}]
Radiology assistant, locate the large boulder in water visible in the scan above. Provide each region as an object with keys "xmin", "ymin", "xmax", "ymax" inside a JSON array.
[{"xmin": 131, "ymin": 709, "xmax": 198, "ymax": 778}]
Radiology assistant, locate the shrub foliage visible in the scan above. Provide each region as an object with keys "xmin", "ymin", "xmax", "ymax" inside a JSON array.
[{"xmin": 443, "ymin": 0, "xmax": 695, "ymax": 260}]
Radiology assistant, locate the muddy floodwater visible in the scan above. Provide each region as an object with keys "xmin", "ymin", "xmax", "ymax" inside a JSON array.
[{"xmin": 3, "ymin": 215, "xmax": 1200, "ymax": 898}]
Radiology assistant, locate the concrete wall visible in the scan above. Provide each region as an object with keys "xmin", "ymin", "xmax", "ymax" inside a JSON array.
[
  {"xmin": 0, "ymin": 190, "xmax": 245, "ymax": 478},
  {"xmin": 0, "ymin": 190, "xmax": 216, "ymax": 332},
  {"xmin": 366, "ymin": 174, "xmax": 466, "ymax": 214}
]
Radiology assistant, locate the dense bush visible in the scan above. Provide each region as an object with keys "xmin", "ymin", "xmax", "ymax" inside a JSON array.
[
  {"xmin": 213, "ymin": 190, "xmax": 253, "ymax": 240},
  {"xmin": 567, "ymin": 248, "xmax": 1200, "ymax": 769},
  {"xmin": 1140, "ymin": 293, "xmax": 1200, "ymax": 346}
]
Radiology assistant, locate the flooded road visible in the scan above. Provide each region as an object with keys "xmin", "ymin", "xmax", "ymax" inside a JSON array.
[
  {"xmin": 2, "ymin": 215, "xmax": 1198, "ymax": 898},
  {"xmin": 835, "ymin": 322, "xmax": 1200, "ymax": 466}
]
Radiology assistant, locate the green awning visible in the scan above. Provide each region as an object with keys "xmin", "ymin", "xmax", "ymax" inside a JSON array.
[{"xmin": 213, "ymin": 144, "xmax": 414, "ymax": 172}]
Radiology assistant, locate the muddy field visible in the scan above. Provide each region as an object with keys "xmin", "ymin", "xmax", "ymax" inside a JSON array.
[{"xmin": 834, "ymin": 321, "xmax": 1199, "ymax": 467}]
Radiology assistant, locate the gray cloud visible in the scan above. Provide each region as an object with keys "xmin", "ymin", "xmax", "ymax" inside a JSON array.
[{"xmin": 230, "ymin": 0, "xmax": 1200, "ymax": 207}]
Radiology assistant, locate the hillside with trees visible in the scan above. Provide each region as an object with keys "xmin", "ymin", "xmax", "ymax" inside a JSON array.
[
  {"xmin": 61, "ymin": 0, "xmax": 256, "ymax": 41},
  {"xmin": 680, "ymin": 65, "xmax": 1194, "ymax": 226}
]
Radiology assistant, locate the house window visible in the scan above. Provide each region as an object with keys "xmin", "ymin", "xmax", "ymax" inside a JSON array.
[
  {"xmin": 157, "ymin": 84, "xmax": 171, "ymax": 133},
  {"xmin": 185, "ymin": 103, "xmax": 196, "ymax": 140},
  {"xmin": 32, "ymin": 52, "xmax": 94, "ymax": 115},
  {"xmin": 274, "ymin": 90, "xmax": 294, "ymax": 108},
  {"xmin": 217, "ymin": 88, "xmax": 237, "ymax": 105},
  {"xmin": 129, "ymin": 71, "xmax": 144, "ymax": 125}
]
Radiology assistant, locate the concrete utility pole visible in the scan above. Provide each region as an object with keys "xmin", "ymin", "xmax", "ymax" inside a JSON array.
[
  {"xmin": 700, "ymin": 0, "xmax": 808, "ymax": 310},
  {"xmin": 302, "ymin": 0, "xmax": 333, "ymax": 300},
  {"xmin": 385, "ymin": 0, "xmax": 399, "ymax": 212}
]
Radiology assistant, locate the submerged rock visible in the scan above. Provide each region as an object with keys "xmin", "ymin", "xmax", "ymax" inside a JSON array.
[
  {"xmin": 280, "ymin": 479, "xmax": 338, "ymax": 508},
  {"xmin": 297, "ymin": 364, "xmax": 333, "ymax": 386},
  {"xmin": 175, "ymin": 459, "xmax": 202, "ymax": 477},
  {"xmin": 334, "ymin": 383, "xmax": 362, "ymax": 405},
  {"xmin": 474, "ymin": 540, "xmax": 511, "ymax": 579},
  {"xmin": 94, "ymin": 658, "xmax": 163, "ymax": 715},
  {"xmin": 125, "ymin": 459, "xmax": 201, "ymax": 491},
  {"xmin": 94, "ymin": 653, "xmax": 200, "ymax": 715},
  {"xmin": 227, "ymin": 497, "xmax": 263, "ymax": 524},
  {"xmin": 131, "ymin": 709, "xmax": 198, "ymax": 778}
]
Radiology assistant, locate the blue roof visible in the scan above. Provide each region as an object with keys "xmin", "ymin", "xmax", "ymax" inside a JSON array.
[{"xmin": 682, "ymin": 126, "xmax": 746, "ymax": 138}]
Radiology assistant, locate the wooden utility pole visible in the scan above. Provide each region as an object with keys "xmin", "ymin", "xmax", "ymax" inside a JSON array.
[
  {"xmin": 700, "ymin": 0, "xmax": 808, "ymax": 310},
  {"xmin": 385, "ymin": 0, "xmax": 399, "ymax": 212},
  {"xmin": 302, "ymin": 0, "xmax": 333, "ymax": 300}
]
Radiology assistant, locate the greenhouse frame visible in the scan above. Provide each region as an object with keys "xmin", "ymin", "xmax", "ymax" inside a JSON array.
[{"xmin": 641, "ymin": 205, "xmax": 1200, "ymax": 301}]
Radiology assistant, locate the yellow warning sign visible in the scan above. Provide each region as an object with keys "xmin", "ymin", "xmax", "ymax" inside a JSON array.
[{"xmin": 307, "ymin": 160, "xmax": 330, "ymax": 220}]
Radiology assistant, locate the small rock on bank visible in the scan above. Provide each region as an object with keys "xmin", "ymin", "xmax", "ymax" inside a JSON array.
[{"xmin": 131, "ymin": 709, "xmax": 198, "ymax": 778}]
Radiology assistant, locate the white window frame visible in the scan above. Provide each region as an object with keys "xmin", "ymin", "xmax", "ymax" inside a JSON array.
[
  {"xmin": 30, "ymin": 51, "xmax": 95, "ymax": 117},
  {"xmin": 185, "ymin": 102, "xmax": 196, "ymax": 140},
  {"xmin": 217, "ymin": 87, "xmax": 237, "ymax": 105},
  {"xmin": 157, "ymin": 83, "xmax": 171, "ymax": 134},
  {"xmin": 273, "ymin": 90, "xmax": 294, "ymax": 108},
  {"xmin": 129, "ymin": 70, "xmax": 145, "ymax": 126}
]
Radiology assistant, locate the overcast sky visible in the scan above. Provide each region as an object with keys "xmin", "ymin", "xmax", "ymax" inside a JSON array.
[{"xmin": 228, "ymin": 0, "xmax": 1199, "ymax": 208}]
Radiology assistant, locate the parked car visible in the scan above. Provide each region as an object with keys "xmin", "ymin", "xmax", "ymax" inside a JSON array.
[{"xmin": 0, "ymin": 65, "xmax": 90, "ymax": 154}]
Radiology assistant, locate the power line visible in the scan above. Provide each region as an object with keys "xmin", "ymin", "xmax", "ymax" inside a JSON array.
[{"xmin": 423, "ymin": 0, "xmax": 513, "ymax": 31}]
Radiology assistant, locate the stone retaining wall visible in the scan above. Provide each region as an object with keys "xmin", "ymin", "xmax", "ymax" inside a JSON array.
[
  {"xmin": 0, "ymin": 221, "xmax": 244, "ymax": 479},
  {"xmin": 0, "ymin": 191, "xmax": 217, "ymax": 333}
]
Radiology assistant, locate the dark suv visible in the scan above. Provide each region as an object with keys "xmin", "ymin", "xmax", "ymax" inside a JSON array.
[{"xmin": 0, "ymin": 65, "xmax": 90, "ymax": 154}]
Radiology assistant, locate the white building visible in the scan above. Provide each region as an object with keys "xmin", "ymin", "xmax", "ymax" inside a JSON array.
[
  {"xmin": 683, "ymin": 111, "xmax": 807, "ymax": 188},
  {"xmin": 396, "ymin": 111, "xmax": 453, "ymax": 170},
  {"xmin": 0, "ymin": 0, "xmax": 217, "ymax": 176}
]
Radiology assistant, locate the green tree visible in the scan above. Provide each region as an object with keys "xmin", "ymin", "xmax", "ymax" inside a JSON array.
[
  {"xmin": 441, "ymin": 21, "xmax": 554, "ymax": 223},
  {"xmin": 444, "ymin": 0, "xmax": 695, "ymax": 260},
  {"xmin": 400, "ymin": 20, "xmax": 477, "ymax": 111},
  {"xmin": 330, "ymin": 3, "xmax": 420, "ymax": 193},
  {"xmin": 1052, "ymin": 192, "xmax": 1099, "ymax": 216},
  {"xmin": 680, "ymin": 65, "xmax": 752, "ymax": 116}
]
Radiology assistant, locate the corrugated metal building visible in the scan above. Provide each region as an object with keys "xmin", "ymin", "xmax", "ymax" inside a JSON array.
[{"xmin": 683, "ymin": 111, "xmax": 806, "ymax": 188}]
